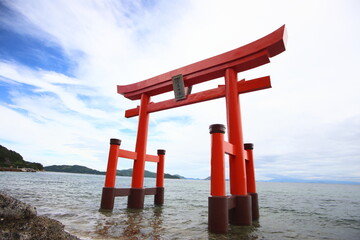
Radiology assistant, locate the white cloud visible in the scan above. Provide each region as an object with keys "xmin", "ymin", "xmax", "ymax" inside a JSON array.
[{"xmin": 0, "ymin": 0, "xmax": 359, "ymax": 182}]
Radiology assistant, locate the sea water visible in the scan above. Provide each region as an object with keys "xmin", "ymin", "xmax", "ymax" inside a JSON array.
[{"xmin": 0, "ymin": 172, "xmax": 359, "ymax": 240}]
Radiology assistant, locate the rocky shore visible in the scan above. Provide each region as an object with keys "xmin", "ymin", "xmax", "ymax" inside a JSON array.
[
  {"xmin": 0, "ymin": 167, "xmax": 37, "ymax": 172},
  {"xmin": 0, "ymin": 192, "xmax": 79, "ymax": 240}
]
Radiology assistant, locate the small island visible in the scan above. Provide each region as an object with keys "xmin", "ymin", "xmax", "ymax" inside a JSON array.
[{"xmin": 0, "ymin": 145, "xmax": 43, "ymax": 172}]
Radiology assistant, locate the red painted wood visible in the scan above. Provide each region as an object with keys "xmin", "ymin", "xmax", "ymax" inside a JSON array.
[
  {"xmin": 131, "ymin": 94, "xmax": 150, "ymax": 188},
  {"xmin": 225, "ymin": 68, "xmax": 247, "ymax": 196},
  {"xmin": 120, "ymin": 50, "xmax": 269, "ymax": 100},
  {"xmin": 156, "ymin": 152, "xmax": 165, "ymax": 187},
  {"xmin": 223, "ymin": 141, "xmax": 235, "ymax": 156},
  {"xmin": 145, "ymin": 154, "xmax": 159, "ymax": 163},
  {"xmin": 124, "ymin": 76, "xmax": 271, "ymax": 118},
  {"xmin": 245, "ymin": 148, "xmax": 256, "ymax": 193},
  {"xmin": 210, "ymin": 132, "xmax": 226, "ymax": 196},
  {"xmin": 118, "ymin": 149, "xmax": 137, "ymax": 160},
  {"xmin": 104, "ymin": 143, "xmax": 120, "ymax": 188},
  {"xmin": 117, "ymin": 25, "xmax": 286, "ymax": 100},
  {"xmin": 117, "ymin": 149, "xmax": 159, "ymax": 163}
]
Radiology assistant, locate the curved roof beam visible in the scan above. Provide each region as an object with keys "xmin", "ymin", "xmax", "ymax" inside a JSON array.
[{"xmin": 118, "ymin": 25, "xmax": 287, "ymax": 100}]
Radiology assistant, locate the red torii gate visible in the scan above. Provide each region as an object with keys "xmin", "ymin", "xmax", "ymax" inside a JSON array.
[{"xmin": 100, "ymin": 25, "xmax": 287, "ymax": 233}]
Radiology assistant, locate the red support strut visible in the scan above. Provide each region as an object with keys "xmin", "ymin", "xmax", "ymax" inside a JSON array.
[
  {"xmin": 245, "ymin": 143, "xmax": 259, "ymax": 220},
  {"xmin": 208, "ymin": 124, "xmax": 228, "ymax": 234},
  {"xmin": 100, "ymin": 137, "xmax": 166, "ymax": 210},
  {"xmin": 156, "ymin": 150, "xmax": 166, "ymax": 188},
  {"xmin": 224, "ymin": 68, "xmax": 252, "ymax": 226},
  {"xmin": 224, "ymin": 68, "xmax": 247, "ymax": 196},
  {"xmin": 100, "ymin": 138, "xmax": 121, "ymax": 210},
  {"xmin": 128, "ymin": 94, "xmax": 150, "ymax": 209},
  {"xmin": 155, "ymin": 149, "xmax": 166, "ymax": 205},
  {"xmin": 104, "ymin": 139, "xmax": 121, "ymax": 188},
  {"xmin": 208, "ymin": 124, "xmax": 256, "ymax": 233},
  {"xmin": 210, "ymin": 124, "xmax": 226, "ymax": 196},
  {"xmin": 132, "ymin": 94, "xmax": 151, "ymax": 189}
]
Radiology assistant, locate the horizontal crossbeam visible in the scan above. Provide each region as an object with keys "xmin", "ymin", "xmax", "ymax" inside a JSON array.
[
  {"xmin": 223, "ymin": 141, "xmax": 235, "ymax": 155},
  {"xmin": 145, "ymin": 154, "xmax": 159, "ymax": 163},
  {"xmin": 117, "ymin": 25, "xmax": 286, "ymax": 100},
  {"xmin": 117, "ymin": 149, "xmax": 159, "ymax": 162},
  {"xmin": 118, "ymin": 149, "xmax": 136, "ymax": 159},
  {"xmin": 125, "ymin": 76, "xmax": 271, "ymax": 118}
]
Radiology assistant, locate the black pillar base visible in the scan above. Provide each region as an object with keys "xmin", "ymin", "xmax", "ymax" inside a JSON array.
[
  {"xmin": 229, "ymin": 194, "xmax": 252, "ymax": 226},
  {"xmin": 208, "ymin": 196, "xmax": 229, "ymax": 234},
  {"xmin": 155, "ymin": 187, "xmax": 164, "ymax": 205},
  {"xmin": 127, "ymin": 188, "xmax": 145, "ymax": 209},
  {"xmin": 100, "ymin": 187, "xmax": 115, "ymax": 211},
  {"xmin": 250, "ymin": 192, "xmax": 259, "ymax": 221}
]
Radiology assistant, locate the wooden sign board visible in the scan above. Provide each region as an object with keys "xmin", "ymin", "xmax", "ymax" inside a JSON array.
[{"xmin": 172, "ymin": 74, "xmax": 186, "ymax": 101}]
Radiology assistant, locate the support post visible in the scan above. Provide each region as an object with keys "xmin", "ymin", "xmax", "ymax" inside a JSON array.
[
  {"xmin": 224, "ymin": 68, "xmax": 247, "ymax": 195},
  {"xmin": 229, "ymin": 195, "xmax": 252, "ymax": 225},
  {"xmin": 129, "ymin": 94, "xmax": 150, "ymax": 209},
  {"xmin": 208, "ymin": 124, "xmax": 228, "ymax": 233},
  {"xmin": 209, "ymin": 124, "xmax": 226, "ymax": 197},
  {"xmin": 224, "ymin": 68, "xmax": 252, "ymax": 225},
  {"xmin": 100, "ymin": 138, "xmax": 121, "ymax": 210},
  {"xmin": 245, "ymin": 143, "xmax": 259, "ymax": 220},
  {"xmin": 155, "ymin": 149, "xmax": 166, "ymax": 205}
]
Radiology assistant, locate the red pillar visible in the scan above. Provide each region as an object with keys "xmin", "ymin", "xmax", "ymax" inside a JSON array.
[
  {"xmin": 209, "ymin": 124, "xmax": 226, "ymax": 196},
  {"xmin": 156, "ymin": 150, "xmax": 166, "ymax": 188},
  {"xmin": 155, "ymin": 149, "xmax": 166, "ymax": 205},
  {"xmin": 224, "ymin": 68, "xmax": 252, "ymax": 226},
  {"xmin": 100, "ymin": 138, "xmax": 121, "ymax": 210},
  {"xmin": 132, "ymin": 94, "xmax": 150, "ymax": 188},
  {"xmin": 104, "ymin": 138, "xmax": 121, "ymax": 188},
  {"xmin": 208, "ymin": 124, "xmax": 228, "ymax": 233},
  {"xmin": 128, "ymin": 94, "xmax": 150, "ymax": 208},
  {"xmin": 244, "ymin": 143, "xmax": 256, "ymax": 194},
  {"xmin": 245, "ymin": 143, "xmax": 259, "ymax": 220},
  {"xmin": 224, "ymin": 68, "xmax": 247, "ymax": 196}
]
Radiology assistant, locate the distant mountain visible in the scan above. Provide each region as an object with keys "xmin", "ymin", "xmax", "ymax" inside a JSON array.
[
  {"xmin": 173, "ymin": 174, "xmax": 186, "ymax": 179},
  {"xmin": 44, "ymin": 165, "xmax": 101, "ymax": 175},
  {"xmin": 44, "ymin": 165, "xmax": 183, "ymax": 179},
  {"xmin": 0, "ymin": 145, "xmax": 43, "ymax": 171},
  {"xmin": 186, "ymin": 177, "xmax": 203, "ymax": 180}
]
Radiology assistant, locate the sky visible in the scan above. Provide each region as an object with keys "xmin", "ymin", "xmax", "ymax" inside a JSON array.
[{"xmin": 0, "ymin": 0, "xmax": 359, "ymax": 183}]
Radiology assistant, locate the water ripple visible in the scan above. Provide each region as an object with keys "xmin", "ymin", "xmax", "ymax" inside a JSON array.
[{"xmin": 1, "ymin": 172, "xmax": 360, "ymax": 239}]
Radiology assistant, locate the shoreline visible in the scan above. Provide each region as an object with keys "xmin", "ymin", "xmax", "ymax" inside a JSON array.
[
  {"xmin": 0, "ymin": 167, "xmax": 39, "ymax": 172},
  {"xmin": 0, "ymin": 192, "xmax": 79, "ymax": 240}
]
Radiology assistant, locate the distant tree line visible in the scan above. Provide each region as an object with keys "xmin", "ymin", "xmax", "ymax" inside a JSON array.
[
  {"xmin": 0, "ymin": 144, "xmax": 182, "ymax": 179},
  {"xmin": 0, "ymin": 145, "xmax": 44, "ymax": 170},
  {"xmin": 44, "ymin": 165, "xmax": 182, "ymax": 179}
]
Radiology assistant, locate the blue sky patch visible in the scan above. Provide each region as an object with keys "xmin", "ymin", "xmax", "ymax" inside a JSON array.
[
  {"xmin": 121, "ymin": 128, "xmax": 137, "ymax": 135},
  {"xmin": 0, "ymin": 27, "xmax": 75, "ymax": 76},
  {"xmin": 0, "ymin": 77, "xmax": 14, "ymax": 103},
  {"xmin": 0, "ymin": 78, "xmax": 42, "ymax": 105}
]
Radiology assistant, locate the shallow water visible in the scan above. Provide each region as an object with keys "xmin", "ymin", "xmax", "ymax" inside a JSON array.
[{"xmin": 1, "ymin": 172, "xmax": 359, "ymax": 239}]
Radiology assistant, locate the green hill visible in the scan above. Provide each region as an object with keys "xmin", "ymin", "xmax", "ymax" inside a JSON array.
[
  {"xmin": 0, "ymin": 145, "xmax": 183, "ymax": 179},
  {"xmin": 44, "ymin": 165, "xmax": 182, "ymax": 179},
  {"xmin": 0, "ymin": 145, "xmax": 43, "ymax": 171},
  {"xmin": 44, "ymin": 165, "xmax": 101, "ymax": 174}
]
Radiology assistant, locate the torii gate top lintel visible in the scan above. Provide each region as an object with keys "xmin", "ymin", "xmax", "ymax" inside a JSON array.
[{"xmin": 117, "ymin": 25, "xmax": 286, "ymax": 102}]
